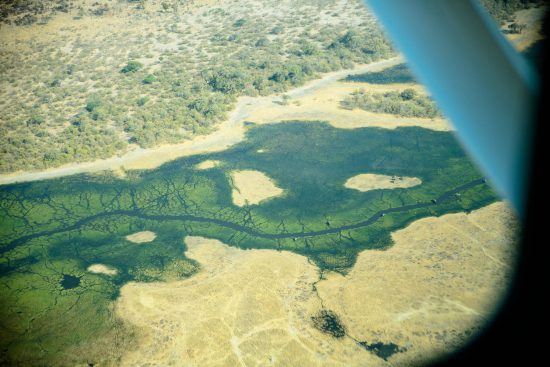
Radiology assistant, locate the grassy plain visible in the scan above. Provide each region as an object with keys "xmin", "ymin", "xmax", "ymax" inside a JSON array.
[{"xmin": 115, "ymin": 202, "xmax": 516, "ymax": 366}]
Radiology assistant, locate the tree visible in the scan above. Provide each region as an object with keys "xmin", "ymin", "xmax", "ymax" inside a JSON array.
[
  {"xmin": 206, "ymin": 68, "xmax": 247, "ymax": 94},
  {"xmin": 85, "ymin": 97, "xmax": 101, "ymax": 112}
]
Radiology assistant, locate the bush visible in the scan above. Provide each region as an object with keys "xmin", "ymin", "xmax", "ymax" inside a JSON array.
[
  {"xmin": 270, "ymin": 25, "xmax": 284, "ymax": 34},
  {"xmin": 400, "ymin": 88, "xmax": 417, "ymax": 100},
  {"xmin": 121, "ymin": 60, "xmax": 143, "ymax": 73},
  {"xmin": 26, "ymin": 115, "xmax": 44, "ymax": 127},
  {"xmin": 234, "ymin": 18, "xmax": 247, "ymax": 27},
  {"xmin": 255, "ymin": 37, "xmax": 270, "ymax": 47},
  {"xmin": 136, "ymin": 97, "xmax": 149, "ymax": 106},
  {"xmin": 85, "ymin": 98, "xmax": 101, "ymax": 112},
  {"xmin": 142, "ymin": 74, "xmax": 156, "ymax": 84}
]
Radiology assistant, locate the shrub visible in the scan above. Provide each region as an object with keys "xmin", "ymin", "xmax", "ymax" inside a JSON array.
[
  {"xmin": 400, "ymin": 88, "xmax": 417, "ymax": 100},
  {"xmin": 270, "ymin": 25, "xmax": 284, "ymax": 34},
  {"xmin": 26, "ymin": 115, "xmax": 44, "ymax": 127},
  {"xmin": 121, "ymin": 61, "xmax": 143, "ymax": 73},
  {"xmin": 136, "ymin": 97, "xmax": 149, "ymax": 106},
  {"xmin": 234, "ymin": 18, "xmax": 247, "ymax": 27},
  {"xmin": 85, "ymin": 98, "xmax": 101, "ymax": 112},
  {"xmin": 142, "ymin": 74, "xmax": 156, "ymax": 84}
]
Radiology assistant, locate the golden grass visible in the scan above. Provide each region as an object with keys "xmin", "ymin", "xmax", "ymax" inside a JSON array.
[
  {"xmin": 115, "ymin": 202, "xmax": 517, "ymax": 365},
  {"xmin": 344, "ymin": 173, "xmax": 422, "ymax": 192},
  {"xmin": 125, "ymin": 231, "xmax": 156, "ymax": 244},
  {"xmin": 230, "ymin": 170, "xmax": 284, "ymax": 207}
]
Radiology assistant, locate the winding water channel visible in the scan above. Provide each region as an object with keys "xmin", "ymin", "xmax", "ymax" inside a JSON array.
[{"xmin": 1, "ymin": 178, "xmax": 486, "ymax": 254}]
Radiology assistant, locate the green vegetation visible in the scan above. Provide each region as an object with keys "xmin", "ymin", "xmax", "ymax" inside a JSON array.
[
  {"xmin": 343, "ymin": 62, "xmax": 416, "ymax": 84},
  {"xmin": 1, "ymin": 1, "xmax": 70, "ymax": 25},
  {"xmin": 0, "ymin": 0, "xmax": 394, "ymax": 173},
  {"xmin": 340, "ymin": 88, "xmax": 441, "ymax": 118},
  {"xmin": 0, "ymin": 122, "xmax": 497, "ymax": 365},
  {"xmin": 142, "ymin": 74, "xmax": 156, "ymax": 84},
  {"xmin": 121, "ymin": 61, "xmax": 143, "ymax": 74}
]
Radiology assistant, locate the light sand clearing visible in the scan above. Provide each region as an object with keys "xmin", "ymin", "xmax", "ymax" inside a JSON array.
[
  {"xmin": 344, "ymin": 173, "xmax": 422, "ymax": 192},
  {"xmin": 230, "ymin": 170, "xmax": 283, "ymax": 207},
  {"xmin": 195, "ymin": 160, "xmax": 221, "ymax": 170},
  {"xmin": 115, "ymin": 203, "xmax": 516, "ymax": 366},
  {"xmin": 246, "ymin": 81, "xmax": 451, "ymax": 132},
  {"xmin": 87, "ymin": 264, "xmax": 118, "ymax": 276},
  {"xmin": 505, "ymin": 6, "xmax": 548, "ymax": 51},
  {"xmin": 317, "ymin": 202, "xmax": 517, "ymax": 365},
  {"xmin": 115, "ymin": 236, "xmax": 378, "ymax": 367},
  {"xmin": 125, "ymin": 231, "xmax": 156, "ymax": 244}
]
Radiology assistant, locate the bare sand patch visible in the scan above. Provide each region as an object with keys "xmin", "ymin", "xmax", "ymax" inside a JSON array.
[
  {"xmin": 195, "ymin": 160, "xmax": 221, "ymax": 170},
  {"xmin": 230, "ymin": 170, "xmax": 284, "ymax": 207},
  {"xmin": 125, "ymin": 231, "xmax": 156, "ymax": 244},
  {"xmin": 317, "ymin": 202, "xmax": 518, "ymax": 365},
  {"xmin": 87, "ymin": 264, "xmax": 118, "ymax": 276},
  {"xmin": 344, "ymin": 173, "xmax": 421, "ymax": 192},
  {"xmin": 115, "ymin": 236, "xmax": 377, "ymax": 366},
  {"xmin": 505, "ymin": 6, "xmax": 548, "ymax": 51}
]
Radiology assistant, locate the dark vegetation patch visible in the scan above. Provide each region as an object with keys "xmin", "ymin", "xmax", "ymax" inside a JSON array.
[
  {"xmin": 343, "ymin": 63, "xmax": 416, "ymax": 84},
  {"xmin": 60, "ymin": 274, "xmax": 81, "ymax": 289},
  {"xmin": 358, "ymin": 341, "xmax": 405, "ymax": 360},
  {"xmin": 121, "ymin": 61, "xmax": 143, "ymax": 74},
  {"xmin": 0, "ymin": 0, "xmax": 70, "ymax": 25},
  {"xmin": 311, "ymin": 309, "xmax": 346, "ymax": 338}
]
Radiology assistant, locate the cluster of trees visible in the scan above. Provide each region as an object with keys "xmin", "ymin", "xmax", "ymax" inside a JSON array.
[
  {"xmin": 0, "ymin": 0, "xmax": 70, "ymax": 25},
  {"xmin": 344, "ymin": 63, "xmax": 416, "ymax": 84},
  {"xmin": 340, "ymin": 88, "xmax": 440, "ymax": 119},
  {"xmin": 0, "ymin": 121, "xmax": 126, "ymax": 172},
  {"xmin": 99, "ymin": 22, "xmax": 395, "ymax": 151}
]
